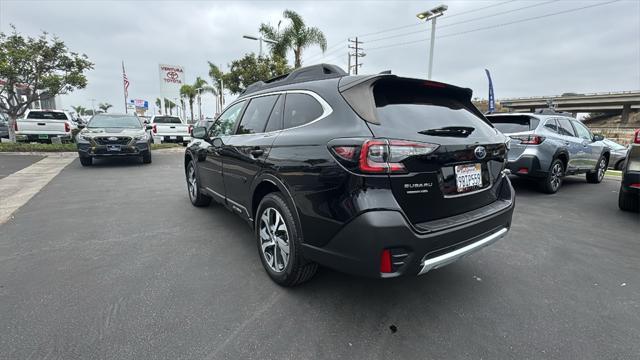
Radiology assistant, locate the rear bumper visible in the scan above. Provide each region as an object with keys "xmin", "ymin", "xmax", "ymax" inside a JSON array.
[
  {"xmin": 77, "ymin": 142, "xmax": 150, "ymax": 157},
  {"xmin": 507, "ymin": 155, "xmax": 545, "ymax": 177},
  {"xmin": 15, "ymin": 133, "xmax": 72, "ymax": 142},
  {"xmin": 302, "ymin": 175, "xmax": 515, "ymax": 278},
  {"xmin": 621, "ymin": 171, "xmax": 640, "ymax": 194},
  {"xmin": 153, "ymin": 134, "xmax": 191, "ymax": 143}
]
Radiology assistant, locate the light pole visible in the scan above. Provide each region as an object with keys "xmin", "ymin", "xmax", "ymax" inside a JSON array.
[
  {"xmin": 242, "ymin": 35, "xmax": 278, "ymax": 57},
  {"xmin": 417, "ymin": 5, "xmax": 448, "ymax": 80}
]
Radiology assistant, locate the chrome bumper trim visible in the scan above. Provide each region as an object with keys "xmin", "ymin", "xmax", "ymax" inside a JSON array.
[{"xmin": 418, "ymin": 227, "xmax": 509, "ymax": 275}]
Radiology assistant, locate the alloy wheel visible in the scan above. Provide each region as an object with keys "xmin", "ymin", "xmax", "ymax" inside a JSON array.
[
  {"xmin": 187, "ymin": 164, "xmax": 197, "ymax": 201},
  {"xmin": 550, "ymin": 162, "xmax": 563, "ymax": 191},
  {"xmin": 597, "ymin": 158, "xmax": 606, "ymax": 181},
  {"xmin": 259, "ymin": 207, "xmax": 290, "ymax": 273}
]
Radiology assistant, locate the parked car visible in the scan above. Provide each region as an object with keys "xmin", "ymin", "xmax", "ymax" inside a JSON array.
[
  {"xmin": 599, "ymin": 138, "xmax": 628, "ymax": 170},
  {"xmin": 0, "ymin": 113, "xmax": 9, "ymax": 139},
  {"xmin": 76, "ymin": 113, "xmax": 153, "ymax": 166},
  {"xmin": 618, "ymin": 129, "xmax": 640, "ymax": 212},
  {"xmin": 195, "ymin": 118, "xmax": 215, "ymax": 129},
  {"xmin": 150, "ymin": 115, "xmax": 191, "ymax": 145},
  {"xmin": 184, "ymin": 64, "xmax": 515, "ymax": 286},
  {"xmin": 486, "ymin": 113, "xmax": 610, "ymax": 193},
  {"xmin": 15, "ymin": 109, "xmax": 73, "ymax": 143}
]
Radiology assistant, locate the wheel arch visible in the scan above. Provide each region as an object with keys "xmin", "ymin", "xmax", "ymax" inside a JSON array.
[
  {"xmin": 251, "ymin": 173, "xmax": 301, "ymax": 232},
  {"xmin": 553, "ymin": 149, "xmax": 569, "ymax": 170}
]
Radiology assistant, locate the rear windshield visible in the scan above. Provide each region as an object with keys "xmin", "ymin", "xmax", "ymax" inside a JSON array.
[
  {"xmin": 488, "ymin": 115, "xmax": 539, "ymax": 133},
  {"xmin": 27, "ymin": 111, "xmax": 68, "ymax": 120},
  {"xmin": 153, "ymin": 116, "xmax": 182, "ymax": 124}
]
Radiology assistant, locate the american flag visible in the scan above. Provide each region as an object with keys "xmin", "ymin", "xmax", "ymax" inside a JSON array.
[{"xmin": 122, "ymin": 61, "xmax": 129, "ymax": 99}]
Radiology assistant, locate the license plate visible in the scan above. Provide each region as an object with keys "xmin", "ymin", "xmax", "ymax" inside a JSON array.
[
  {"xmin": 170, "ymin": 136, "xmax": 177, "ymax": 140},
  {"xmin": 106, "ymin": 145, "xmax": 121, "ymax": 152},
  {"xmin": 38, "ymin": 134, "xmax": 49, "ymax": 140},
  {"xmin": 455, "ymin": 164, "xmax": 482, "ymax": 192}
]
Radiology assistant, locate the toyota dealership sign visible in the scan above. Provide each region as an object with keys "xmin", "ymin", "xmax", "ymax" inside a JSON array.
[{"xmin": 158, "ymin": 64, "xmax": 184, "ymax": 98}]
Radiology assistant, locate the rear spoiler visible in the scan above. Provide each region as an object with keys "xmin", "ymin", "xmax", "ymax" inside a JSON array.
[{"xmin": 338, "ymin": 75, "xmax": 484, "ymax": 125}]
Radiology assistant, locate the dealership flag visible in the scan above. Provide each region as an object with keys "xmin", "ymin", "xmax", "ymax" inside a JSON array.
[
  {"xmin": 485, "ymin": 69, "xmax": 495, "ymax": 114},
  {"xmin": 122, "ymin": 61, "xmax": 130, "ymax": 113}
]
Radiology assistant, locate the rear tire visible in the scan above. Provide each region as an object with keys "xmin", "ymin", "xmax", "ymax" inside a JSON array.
[
  {"xmin": 540, "ymin": 159, "xmax": 564, "ymax": 194},
  {"xmin": 256, "ymin": 193, "xmax": 317, "ymax": 287},
  {"xmin": 618, "ymin": 185, "xmax": 639, "ymax": 212},
  {"xmin": 182, "ymin": 142, "xmax": 189, "ymax": 147},
  {"xmin": 614, "ymin": 159, "xmax": 624, "ymax": 171},
  {"xmin": 586, "ymin": 156, "xmax": 607, "ymax": 183},
  {"xmin": 142, "ymin": 151, "xmax": 152, "ymax": 164},
  {"xmin": 186, "ymin": 160, "xmax": 211, "ymax": 207},
  {"xmin": 79, "ymin": 156, "xmax": 92, "ymax": 166}
]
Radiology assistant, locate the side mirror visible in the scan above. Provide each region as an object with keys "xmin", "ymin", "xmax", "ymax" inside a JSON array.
[
  {"xmin": 212, "ymin": 137, "xmax": 223, "ymax": 148},
  {"xmin": 145, "ymin": 125, "xmax": 153, "ymax": 130},
  {"xmin": 593, "ymin": 134, "xmax": 604, "ymax": 142},
  {"xmin": 191, "ymin": 126, "xmax": 207, "ymax": 139},
  {"xmin": 78, "ymin": 124, "xmax": 86, "ymax": 129}
]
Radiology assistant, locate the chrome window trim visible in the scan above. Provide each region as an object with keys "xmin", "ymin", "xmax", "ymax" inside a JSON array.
[{"xmin": 225, "ymin": 90, "xmax": 333, "ymax": 137}]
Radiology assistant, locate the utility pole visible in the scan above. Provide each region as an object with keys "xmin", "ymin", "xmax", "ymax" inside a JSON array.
[{"xmin": 348, "ymin": 38, "xmax": 365, "ymax": 75}]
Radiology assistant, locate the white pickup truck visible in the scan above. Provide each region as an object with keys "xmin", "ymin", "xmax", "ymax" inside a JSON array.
[
  {"xmin": 150, "ymin": 115, "xmax": 192, "ymax": 145},
  {"xmin": 15, "ymin": 109, "xmax": 74, "ymax": 143}
]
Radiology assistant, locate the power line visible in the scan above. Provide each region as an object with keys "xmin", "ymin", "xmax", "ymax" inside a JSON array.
[
  {"xmin": 357, "ymin": 0, "xmax": 517, "ymax": 38},
  {"xmin": 364, "ymin": 0, "xmax": 556, "ymax": 45},
  {"xmin": 348, "ymin": 38, "xmax": 365, "ymax": 75},
  {"xmin": 367, "ymin": 0, "xmax": 620, "ymax": 52},
  {"xmin": 305, "ymin": 40, "xmax": 348, "ymax": 62}
]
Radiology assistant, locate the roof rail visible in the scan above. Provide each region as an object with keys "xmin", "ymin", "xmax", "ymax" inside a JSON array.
[
  {"xmin": 534, "ymin": 108, "xmax": 574, "ymax": 117},
  {"xmin": 241, "ymin": 63, "xmax": 347, "ymax": 96}
]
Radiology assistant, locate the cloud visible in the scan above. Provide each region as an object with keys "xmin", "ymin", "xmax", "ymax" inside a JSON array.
[{"xmin": 1, "ymin": 0, "xmax": 638, "ymax": 115}]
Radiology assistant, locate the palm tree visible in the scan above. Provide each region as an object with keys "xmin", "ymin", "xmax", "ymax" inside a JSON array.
[
  {"xmin": 264, "ymin": 10, "xmax": 327, "ymax": 68},
  {"xmin": 72, "ymin": 105, "xmax": 85, "ymax": 116},
  {"xmin": 180, "ymin": 85, "xmax": 197, "ymax": 122},
  {"xmin": 208, "ymin": 63, "xmax": 225, "ymax": 112},
  {"xmin": 99, "ymin": 103, "xmax": 113, "ymax": 113}
]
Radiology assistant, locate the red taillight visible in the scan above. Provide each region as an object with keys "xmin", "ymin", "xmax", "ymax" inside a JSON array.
[
  {"xmin": 152, "ymin": 124, "xmax": 157, "ymax": 134},
  {"xmin": 357, "ymin": 139, "xmax": 439, "ymax": 174},
  {"xmin": 64, "ymin": 122, "xmax": 70, "ymax": 132},
  {"xmin": 380, "ymin": 249, "xmax": 393, "ymax": 273},
  {"xmin": 517, "ymin": 167, "xmax": 529, "ymax": 174},
  {"xmin": 188, "ymin": 125, "xmax": 193, "ymax": 135},
  {"xmin": 510, "ymin": 134, "xmax": 545, "ymax": 145},
  {"xmin": 333, "ymin": 146, "xmax": 358, "ymax": 161},
  {"xmin": 633, "ymin": 129, "xmax": 640, "ymax": 144},
  {"xmin": 13, "ymin": 119, "xmax": 18, "ymax": 131},
  {"xmin": 629, "ymin": 183, "xmax": 640, "ymax": 189}
]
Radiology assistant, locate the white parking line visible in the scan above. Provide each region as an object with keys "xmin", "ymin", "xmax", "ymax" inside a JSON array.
[{"xmin": 0, "ymin": 154, "xmax": 76, "ymax": 225}]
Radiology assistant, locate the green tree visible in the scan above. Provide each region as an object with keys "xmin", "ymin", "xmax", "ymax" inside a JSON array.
[
  {"xmin": 180, "ymin": 84, "xmax": 197, "ymax": 122},
  {"xmin": 72, "ymin": 105, "xmax": 86, "ymax": 116},
  {"xmin": 208, "ymin": 63, "xmax": 225, "ymax": 112},
  {"xmin": 263, "ymin": 10, "xmax": 326, "ymax": 68},
  {"xmin": 0, "ymin": 25, "xmax": 93, "ymax": 141},
  {"xmin": 223, "ymin": 53, "xmax": 291, "ymax": 94},
  {"xmin": 98, "ymin": 103, "xmax": 112, "ymax": 113}
]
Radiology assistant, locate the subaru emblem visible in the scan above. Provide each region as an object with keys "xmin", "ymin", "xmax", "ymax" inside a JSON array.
[
  {"xmin": 474, "ymin": 146, "xmax": 486, "ymax": 160},
  {"xmin": 108, "ymin": 136, "xmax": 118, "ymax": 141}
]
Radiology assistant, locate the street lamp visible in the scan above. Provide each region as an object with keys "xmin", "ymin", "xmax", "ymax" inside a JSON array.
[
  {"xmin": 417, "ymin": 4, "xmax": 448, "ymax": 80},
  {"xmin": 242, "ymin": 34, "xmax": 278, "ymax": 57}
]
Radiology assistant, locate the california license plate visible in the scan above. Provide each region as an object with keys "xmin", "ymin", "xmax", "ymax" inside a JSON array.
[
  {"xmin": 455, "ymin": 164, "xmax": 482, "ymax": 192},
  {"xmin": 38, "ymin": 134, "xmax": 49, "ymax": 140},
  {"xmin": 170, "ymin": 136, "xmax": 177, "ymax": 140},
  {"xmin": 106, "ymin": 145, "xmax": 121, "ymax": 152}
]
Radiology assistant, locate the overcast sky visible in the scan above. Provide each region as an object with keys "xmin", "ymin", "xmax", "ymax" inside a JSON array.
[{"xmin": 1, "ymin": 0, "xmax": 638, "ymax": 116}]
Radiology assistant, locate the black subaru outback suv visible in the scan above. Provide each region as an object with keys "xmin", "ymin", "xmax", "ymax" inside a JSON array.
[{"xmin": 184, "ymin": 64, "xmax": 515, "ymax": 286}]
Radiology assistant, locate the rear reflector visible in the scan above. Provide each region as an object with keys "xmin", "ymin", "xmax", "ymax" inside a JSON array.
[
  {"xmin": 517, "ymin": 167, "xmax": 529, "ymax": 174},
  {"xmin": 380, "ymin": 249, "xmax": 393, "ymax": 273}
]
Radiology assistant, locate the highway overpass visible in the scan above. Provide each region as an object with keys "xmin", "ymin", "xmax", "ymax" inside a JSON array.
[{"xmin": 499, "ymin": 91, "xmax": 640, "ymax": 123}]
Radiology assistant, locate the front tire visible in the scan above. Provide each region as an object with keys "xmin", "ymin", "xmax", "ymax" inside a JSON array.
[
  {"xmin": 586, "ymin": 156, "xmax": 607, "ymax": 183},
  {"xmin": 256, "ymin": 193, "xmax": 317, "ymax": 287},
  {"xmin": 540, "ymin": 159, "xmax": 564, "ymax": 194},
  {"xmin": 79, "ymin": 156, "xmax": 92, "ymax": 166},
  {"xmin": 142, "ymin": 150, "xmax": 152, "ymax": 164},
  {"xmin": 186, "ymin": 160, "xmax": 211, "ymax": 207}
]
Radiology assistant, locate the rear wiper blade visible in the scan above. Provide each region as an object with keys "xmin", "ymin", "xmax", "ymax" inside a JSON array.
[{"xmin": 418, "ymin": 126, "xmax": 475, "ymax": 137}]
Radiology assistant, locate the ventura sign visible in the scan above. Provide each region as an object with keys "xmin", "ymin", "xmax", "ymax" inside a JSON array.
[{"xmin": 158, "ymin": 64, "xmax": 184, "ymax": 99}]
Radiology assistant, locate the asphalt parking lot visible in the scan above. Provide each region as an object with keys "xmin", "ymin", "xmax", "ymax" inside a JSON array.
[
  {"xmin": 0, "ymin": 154, "xmax": 45, "ymax": 179},
  {"xmin": 0, "ymin": 152, "xmax": 638, "ymax": 360}
]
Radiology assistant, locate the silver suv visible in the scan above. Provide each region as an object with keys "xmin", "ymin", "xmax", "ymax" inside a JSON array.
[{"xmin": 487, "ymin": 113, "xmax": 610, "ymax": 193}]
